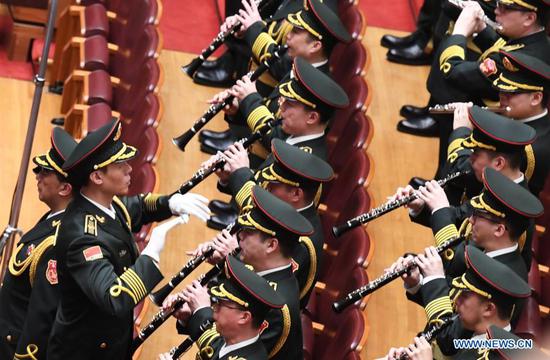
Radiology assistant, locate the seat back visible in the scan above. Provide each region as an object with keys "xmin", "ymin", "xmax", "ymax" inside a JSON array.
[
  {"xmin": 314, "ymin": 307, "xmax": 366, "ymax": 358},
  {"xmin": 328, "ymin": 112, "xmax": 371, "ymax": 174}
]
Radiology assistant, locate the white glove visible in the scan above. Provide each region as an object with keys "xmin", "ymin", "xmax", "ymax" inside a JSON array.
[
  {"xmin": 168, "ymin": 193, "xmax": 211, "ymax": 222},
  {"xmin": 142, "ymin": 215, "xmax": 188, "ymax": 262}
]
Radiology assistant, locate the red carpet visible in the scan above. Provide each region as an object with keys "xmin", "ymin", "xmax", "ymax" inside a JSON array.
[{"xmin": 0, "ymin": 0, "xmax": 420, "ymax": 80}]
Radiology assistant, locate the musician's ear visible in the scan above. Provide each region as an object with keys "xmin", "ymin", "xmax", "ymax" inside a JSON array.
[
  {"xmin": 310, "ymin": 39, "xmax": 323, "ymax": 54},
  {"xmin": 482, "ymin": 300, "xmax": 498, "ymax": 319},
  {"xmin": 264, "ymin": 237, "xmax": 279, "ymax": 255},
  {"xmin": 305, "ymin": 110, "xmax": 321, "ymax": 125},
  {"xmin": 89, "ymin": 170, "xmax": 104, "ymax": 186},
  {"xmin": 58, "ymin": 182, "xmax": 73, "ymax": 197},
  {"xmin": 493, "ymin": 222, "xmax": 507, "ymax": 238},
  {"xmin": 530, "ymin": 91, "xmax": 543, "ymax": 107},
  {"xmin": 491, "ymin": 155, "xmax": 506, "ymax": 171},
  {"xmin": 238, "ymin": 310, "xmax": 253, "ymax": 325}
]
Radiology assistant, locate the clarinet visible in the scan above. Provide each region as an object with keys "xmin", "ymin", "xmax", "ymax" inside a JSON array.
[
  {"xmin": 332, "ymin": 170, "xmax": 469, "ymax": 237},
  {"xmin": 168, "ymin": 319, "xmax": 214, "ymax": 359},
  {"xmin": 181, "ymin": 0, "xmax": 278, "ymax": 77},
  {"xmin": 448, "ymin": 0, "xmax": 503, "ymax": 31},
  {"xmin": 428, "ymin": 104, "xmax": 511, "ymax": 114},
  {"xmin": 131, "ymin": 262, "xmax": 225, "ymax": 354},
  {"xmin": 171, "ymin": 117, "xmax": 282, "ymax": 197},
  {"xmin": 397, "ymin": 315, "xmax": 458, "ymax": 359},
  {"xmin": 173, "ymin": 45, "xmax": 288, "ymax": 151},
  {"xmin": 332, "ymin": 236, "xmax": 465, "ymax": 313},
  {"xmin": 149, "ymin": 247, "xmax": 215, "ymax": 306}
]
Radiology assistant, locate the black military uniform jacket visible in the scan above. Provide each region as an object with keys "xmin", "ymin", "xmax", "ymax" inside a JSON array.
[
  {"xmin": 521, "ymin": 111, "xmax": 550, "ymax": 196},
  {"xmin": 184, "ymin": 266, "xmax": 303, "ymax": 360},
  {"xmin": 47, "ymin": 193, "xmax": 172, "ymax": 360},
  {"xmin": 0, "ymin": 211, "xmax": 63, "ymax": 360}
]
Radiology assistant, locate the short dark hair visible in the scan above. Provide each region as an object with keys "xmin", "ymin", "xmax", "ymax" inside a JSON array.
[
  {"xmin": 535, "ymin": 7, "xmax": 549, "ymax": 27},
  {"xmin": 489, "ymin": 150, "xmax": 523, "ymax": 170}
]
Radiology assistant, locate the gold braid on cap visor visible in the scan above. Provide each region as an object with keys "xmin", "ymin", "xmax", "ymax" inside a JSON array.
[
  {"xmin": 493, "ymin": 74, "xmax": 544, "ymax": 92},
  {"xmin": 499, "ymin": 0, "xmax": 538, "ymax": 11},
  {"xmin": 279, "ymin": 81, "xmax": 317, "ymax": 108},
  {"xmin": 260, "ymin": 165, "xmax": 300, "ymax": 187},
  {"xmin": 462, "ymin": 134, "xmax": 497, "ymax": 151},
  {"xmin": 471, "ymin": 194, "xmax": 506, "ymax": 219},
  {"xmin": 287, "ymin": 11, "xmax": 323, "ymax": 40},
  {"xmin": 46, "ymin": 153, "xmax": 68, "ymax": 177},
  {"xmin": 210, "ymin": 284, "xmax": 249, "ymax": 308},
  {"xmin": 93, "ymin": 143, "xmax": 137, "ymax": 170},
  {"xmin": 238, "ymin": 213, "xmax": 277, "ymax": 237},
  {"xmin": 451, "ymin": 274, "xmax": 492, "ymax": 309}
]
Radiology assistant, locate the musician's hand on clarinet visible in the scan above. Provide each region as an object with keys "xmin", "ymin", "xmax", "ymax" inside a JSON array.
[
  {"xmin": 383, "ymin": 347, "xmax": 406, "ymax": 359},
  {"xmin": 221, "ymin": 15, "xmax": 240, "ymax": 33},
  {"xmin": 158, "ymin": 353, "xmax": 172, "ymax": 360},
  {"xmin": 385, "ymin": 255, "xmax": 420, "ymax": 288},
  {"xmin": 416, "ymin": 247, "xmax": 444, "ymax": 278},
  {"xmin": 181, "ymin": 280, "xmax": 211, "ymax": 313},
  {"xmin": 169, "ymin": 193, "xmax": 211, "ymax": 222},
  {"xmin": 452, "ymin": 102, "xmax": 473, "ymax": 130},
  {"xmin": 453, "ymin": 1, "xmax": 486, "ymax": 37},
  {"xmin": 210, "ymin": 229, "xmax": 238, "ymax": 264},
  {"xmin": 186, "ymin": 241, "xmax": 213, "ymax": 258},
  {"xmin": 392, "ymin": 185, "xmax": 425, "ymax": 214},
  {"xmin": 237, "ymin": 0, "xmax": 262, "ymax": 32},
  {"xmin": 221, "ymin": 142, "xmax": 250, "ymax": 174},
  {"xmin": 162, "ymin": 293, "xmax": 192, "ymax": 322},
  {"xmin": 208, "ymin": 90, "xmax": 239, "ymax": 115},
  {"xmin": 230, "ymin": 76, "xmax": 257, "ymax": 101},
  {"xmin": 415, "ymin": 181, "xmax": 449, "ymax": 213},
  {"xmin": 403, "ymin": 337, "xmax": 432, "ymax": 360}
]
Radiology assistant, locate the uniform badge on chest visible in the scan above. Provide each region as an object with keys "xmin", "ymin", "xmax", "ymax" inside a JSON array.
[
  {"xmin": 119, "ymin": 249, "xmax": 128, "ymax": 258},
  {"xmin": 26, "ymin": 244, "xmax": 35, "ymax": 257},
  {"xmin": 46, "ymin": 260, "xmax": 59, "ymax": 285}
]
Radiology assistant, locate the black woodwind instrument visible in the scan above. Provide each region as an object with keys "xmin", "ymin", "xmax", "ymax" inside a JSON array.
[
  {"xmin": 173, "ymin": 45, "xmax": 287, "ymax": 151},
  {"xmin": 131, "ymin": 262, "xmax": 225, "ymax": 354},
  {"xmin": 397, "ymin": 315, "xmax": 458, "ymax": 359},
  {"xmin": 448, "ymin": 0, "xmax": 503, "ymax": 31},
  {"xmin": 428, "ymin": 104, "xmax": 511, "ymax": 114},
  {"xmin": 149, "ymin": 247, "xmax": 215, "ymax": 306},
  {"xmin": 181, "ymin": 0, "xmax": 278, "ymax": 77},
  {"xmin": 171, "ymin": 118, "xmax": 282, "ymax": 197},
  {"xmin": 168, "ymin": 319, "xmax": 214, "ymax": 359},
  {"xmin": 332, "ymin": 170, "xmax": 469, "ymax": 237},
  {"xmin": 332, "ymin": 236, "xmax": 465, "ymax": 313}
]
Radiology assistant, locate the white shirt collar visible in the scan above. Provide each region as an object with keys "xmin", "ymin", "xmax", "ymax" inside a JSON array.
[
  {"xmin": 513, "ymin": 174, "xmax": 524, "ymax": 184},
  {"xmin": 286, "ymin": 132, "xmax": 325, "ymax": 145},
  {"xmin": 257, "ymin": 263, "xmax": 291, "ymax": 277},
  {"xmin": 46, "ymin": 209, "xmax": 66, "ymax": 219},
  {"xmin": 517, "ymin": 109, "xmax": 548, "ymax": 123},
  {"xmin": 289, "ymin": 59, "xmax": 328, "ymax": 79},
  {"xmin": 297, "ymin": 202, "xmax": 314, "ymax": 212},
  {"xmin": 80, "ymin": 192, "xmax": 117, "ymax": 219},
  {"xmin": 485, "ymin": 243, "xmax": 518, "ymax": 258},
  {"xmin": 219, "ymin": 334, "xmax": 260, "ymax": 358},
  {"xmin": 471, "ymin": 324, "xmax": 511, "ymax": 340}
]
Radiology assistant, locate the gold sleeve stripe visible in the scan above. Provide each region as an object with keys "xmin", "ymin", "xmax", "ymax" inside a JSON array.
[
  {"xmin": 143, "ymin": 193, "xmax": 162, "ymax": 212},
  {"xmin": 434, "ymin": 224, "xmax": 459, "ymax": 247},
  {"xmin": 197, "ymin": 325, "xmax": 219, "ymax": 347},
  {"xmin": 110, "ymin": 278, "xmax": 138, "ymax": 304},
  {"xmin": 252, "ymin": 33, "xmax": 277, "ymax": 63},
  {"xmin": 479, "ymin": 38, "xmax": 506, "ymax": 61},
  {"xmin": 447, "ymin": 138, "xmax": 465, "ymax": 157},
  {"xmin": 14, "ymin": 344, "xmax": 39, "ymax": 360},
  {"xmin": 247, "ymin": 106, "xmax": 274, "ymax": 132},
  {"xmin": 439, "ymin": 45, "xmax": 465, "ymax": 74},
  {"xmin": 298, "ymin": 237, "xmax": 317, "ymax": 300},
  {"xmin": 524, "ymin": 144, "xmax": 535, "ymax": 181},
  {"xmin": 425, "ymin": 297, "xmax": 454, "ymax": 320},
  {"xmin": 120, "ymin": 268, "xmax": 147, "ymax": 299},
  {"xmin": 269, "ymin": 305, "xmax": 291, "ymax": 358},
  {"xmin": 235, "ymin": 181, "xmax": 256, "ymax": 208},
  {"xmin": 113, "ymin": 196, "xmax": 132, "ymax": 229}
]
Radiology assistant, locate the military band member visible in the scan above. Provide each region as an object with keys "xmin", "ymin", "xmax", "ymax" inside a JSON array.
[
  {"xmin": 159, "ymin": 255, "xmax": 284, "ymax": 360},
  {"xmin": 398, "ymin": 245, "xmax": 530, "ymax": 356},
  {"xmin": 0, "ymin": 128, "xmax": 76, "ymax": 360},
  {"xmin": 492, "ymin": 50, "xmax": 550, "ymax": 196},
  {"xmin": 172, "ymin": 186, "xmax": 312, "ymax": 360},
  {"xmin": 47, "ymin": 120, "xmax": 210, "ymax": 360},
  {"xmin": 205, "ymin": 139, "xmax": 333, "ymax": 307}
]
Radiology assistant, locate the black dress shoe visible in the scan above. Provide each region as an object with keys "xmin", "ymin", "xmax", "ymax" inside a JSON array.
[
  {"xmin": 397, "ymin": 116, "xmax": 439, "ymax": 137},
  {"xmin": 199, "ymin": 129, "xmax": 232, "ymax": 142},
  {"xmin": 193, "ymin": 67, "xmax": 235, "ymax": 88},
  {"xmin": 200, "ymin": 51, "xmax": 233, "ymax": 70},
  {"xmin": 409, "ymin": 176, "xmax": 427, "ymax": 190},
  {"xmin": 400, "ymin": 105, "xmax": 428, "ymax": 118},
  {"xmin": 48, "ymin": 81, "xmax": 64, "ymax": 95},
  {"xmin": 386, "ymin": 44, "xmax": 432, "ymax": 66},
  {"xmin": 51, "ymin": 117, "xmax": 65, "ymax": 126},
  {"xmin": 209, "ymin": 199, "xmax": 234, "ymax": 214},
  {"xmin": 380, "ymin": 33, "xmax": 418, "ymax": 49},
  {"xmin": 207, "ymin": 211, "xmax": 238, "ymax": 231},
  {"xmin": 200, "ymin": 136, "xmax": 236, "ymax": 155}
]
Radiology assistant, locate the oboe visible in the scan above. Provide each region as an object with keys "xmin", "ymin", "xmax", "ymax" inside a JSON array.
[
  {"xmin": 131, "ymin": 262, "xmax": 225, "ymax": 354},
  {"xmin": 171, "ymin": 117, "xmax": 282, "ymax": 197},
  {"xmin": 448, "ymin": 0, "xmax": 503, "ymax": 31},
  {"xmin": 332, "ymin": 170, "xmax": 468, "ymax": 237},
  {"xmin": 332, "ymin": 236, "xmax": 465, "ymax": 313},
  {"xmin": 181, "ymin": 0, "xmax": 278, "ymax": 77},
  {"xmin": 168, "ymin": 319, "xmax": 214, "ymax": 359},
  {"xmin": 173, "ymin": 45, "xmax": 287, "ymax": 152},
  {"xmin": 149, "ymin": 247, "xmax": 215, "ymax": 306},
  {"xmin": 396, "ymin": 315, "xmax": 458, "ymax": 360},
  {"xmin": 428, "ymin": 104, "xmax": 511, "ymax": 114}
]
